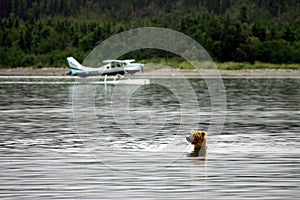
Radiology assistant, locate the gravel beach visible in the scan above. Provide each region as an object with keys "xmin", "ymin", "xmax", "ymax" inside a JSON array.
[{"xmin": 0, "ymin": 67, "xmax": 300, "ymax": 78}]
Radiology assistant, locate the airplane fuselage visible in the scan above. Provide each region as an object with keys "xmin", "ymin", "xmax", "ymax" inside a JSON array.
[{"xmin": 69, "ymin": 68, "xmax": 125, "ymax": 77}]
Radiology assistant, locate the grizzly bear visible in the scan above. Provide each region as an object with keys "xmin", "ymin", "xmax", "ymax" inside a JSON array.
[{"xmin": 186, "ymin": 130, "xmax": 207, "ymax": 157}]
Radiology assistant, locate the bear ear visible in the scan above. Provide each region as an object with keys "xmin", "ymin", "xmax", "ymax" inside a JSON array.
[{"xmin": 201, "ymin": 131, "xmax": 206, "ymax": 136}]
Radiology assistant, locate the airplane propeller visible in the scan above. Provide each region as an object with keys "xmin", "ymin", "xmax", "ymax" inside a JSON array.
[{"xmin": 141, "ymin": 64, "xmax": 144, "ymax": 73}]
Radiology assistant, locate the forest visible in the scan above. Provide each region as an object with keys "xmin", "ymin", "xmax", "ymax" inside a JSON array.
[{"xmin": 0, "ymin": 0, "xmax": 300, "ymax": 68}]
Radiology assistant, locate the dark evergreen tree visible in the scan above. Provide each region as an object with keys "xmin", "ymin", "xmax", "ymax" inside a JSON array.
[{"xmin": 0, "ymin": 0, "xmax": 299, "ymax": 67}]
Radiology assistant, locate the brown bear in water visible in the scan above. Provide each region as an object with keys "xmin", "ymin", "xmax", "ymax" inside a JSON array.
[{"xmin": 186, "ymin": 130, "xmax": 207, "ymax": 157}]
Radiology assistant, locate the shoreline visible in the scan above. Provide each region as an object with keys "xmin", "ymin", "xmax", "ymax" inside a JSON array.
[{"xmin": 0, "ymin": 67, "xmax": 300, "ymax": 78}]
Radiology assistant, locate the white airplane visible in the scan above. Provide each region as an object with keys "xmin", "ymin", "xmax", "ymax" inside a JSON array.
[{"xmin": 66, "ymin": 57, "xmax": 144, "ymax": 77}]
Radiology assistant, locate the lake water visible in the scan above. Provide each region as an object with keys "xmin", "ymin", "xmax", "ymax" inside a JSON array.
[{"xmin": 0, "ymin": 77, "xmax": 299, "ymax": 199}]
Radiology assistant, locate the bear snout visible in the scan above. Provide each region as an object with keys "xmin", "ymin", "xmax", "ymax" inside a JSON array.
[{"xmin": 186, "ymin": 136, "xmax": 192, "ymax": 143}]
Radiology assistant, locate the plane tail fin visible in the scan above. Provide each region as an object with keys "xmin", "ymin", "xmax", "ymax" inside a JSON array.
[{"xmin": 67, "ymin": 57, "xmax": 84, "ymax": 70}]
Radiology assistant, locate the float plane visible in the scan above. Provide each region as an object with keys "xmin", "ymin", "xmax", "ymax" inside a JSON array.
[{"xmin": 66, "ymin": 57, "xmax": 144, "ymax": 77}]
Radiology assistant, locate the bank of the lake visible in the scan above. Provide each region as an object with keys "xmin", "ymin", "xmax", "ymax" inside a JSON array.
[{"xmin": 1, "ymin": 67, "xmax": 300, "ymax": 78}]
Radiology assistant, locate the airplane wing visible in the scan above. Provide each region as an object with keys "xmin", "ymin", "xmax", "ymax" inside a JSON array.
[
  {"xmin": 103, "ymin": 59, "xmax": 135, "ymax": 64},
  {"xmin": 103, "ymin": 59, "xmax": 121, "ymax": 63},
  {"xmin": 123, "ymin": 59, "xmax": 135, "ymax": 63}
]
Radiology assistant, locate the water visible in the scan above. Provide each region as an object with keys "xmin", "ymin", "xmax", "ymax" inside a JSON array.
[{"xmin": 0, "ymin": 77, "xmax": 300, "ymax": 199}]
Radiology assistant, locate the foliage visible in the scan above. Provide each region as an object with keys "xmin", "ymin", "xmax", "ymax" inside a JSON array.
[
  {"xmin": 141, "ymin": 58, "xmax": 300, "ymax": 70},
  {"xmin": 0, "ymin": 0, "xmax": 300, "ymax": 68}
]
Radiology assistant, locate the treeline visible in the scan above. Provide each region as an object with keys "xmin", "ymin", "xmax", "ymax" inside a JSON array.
[{"xmin": 0, "ymin": 0, "xmax": 300, "ymax": 68}]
